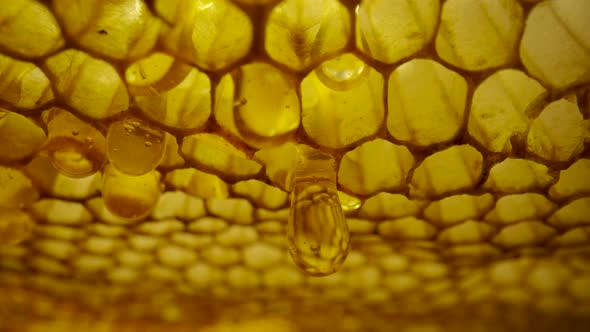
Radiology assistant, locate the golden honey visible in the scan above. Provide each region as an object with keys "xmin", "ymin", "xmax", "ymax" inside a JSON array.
[
  {"xmin": 0, "ymin": 0, "xmax": 589, "ymax": 331},
  {"xmin": 288, "ymin": 146, "xmax": 349, "ymax": 276}
]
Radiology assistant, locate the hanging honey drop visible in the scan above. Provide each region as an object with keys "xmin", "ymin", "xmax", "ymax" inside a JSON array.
[
  {"xmin": 287, "ymin": 145, "xmax": 350, "ymax": 276},
  {"xmin": 102, "ymin": 164, "xmax": 161, "ymax": 220},
  {"xmin": 44, "ymin": 108, "xmax": 106, "ymax": 178},
  {"xmin": 106, "ymin": 116, "xmax": 166, "ymax": 175}
]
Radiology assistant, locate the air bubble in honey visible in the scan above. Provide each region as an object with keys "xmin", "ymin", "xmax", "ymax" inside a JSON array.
[
  {"xmin": 287, "ymin": 146, "xmax": 349, "ymax": 276},
  {"xmin": 44, "ymin": 108, "xmax": 106, "ymax": 178},
  {"xmin": 107, "ymin": 117, "xmax": 167, "ymax": 176},
  {"xmin": 102, "ymin": 164, "xmax": 161, "ymax": 220}
]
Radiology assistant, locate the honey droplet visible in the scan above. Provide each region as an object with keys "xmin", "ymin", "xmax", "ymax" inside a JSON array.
[
  {"xmin": 102, "ymin": 164, "xmax": 161, "ymax": 220},
  {"xmin": 107, "ymin": 117, "xmax": 167, "ymax": 175},
  {"xmin": 45, "ymin": 108, "xmax": 106, "ymax": 178},
  {"xmin": 287, "ymin": 146, "xmax": 350, "ymax": 276}
]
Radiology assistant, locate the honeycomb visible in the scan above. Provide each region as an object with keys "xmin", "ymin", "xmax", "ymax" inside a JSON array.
[{"xmin": 1, "ymin": 0, "xmax": 590, "ymax": 331}]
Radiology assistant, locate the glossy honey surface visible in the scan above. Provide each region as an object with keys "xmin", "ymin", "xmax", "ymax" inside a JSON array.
[{"xmin": 0, "ymin": 0, "xmax": 590, "ymax": 331}]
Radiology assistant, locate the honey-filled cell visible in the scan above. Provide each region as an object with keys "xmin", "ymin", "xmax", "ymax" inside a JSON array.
[
  {"xmin": 301, "ymin": 53, "xmax": 384, "ymax": 149},
  {"xmin": 102, "ymin": 164, "xmax": 161, "ymax": 220},
  {"xmin": 215, "ymin": 62, "xmax": 300, "ymax": 148},
  {"xmin": 43, "ymin": 108, "xmax": 106, "ymax": 178},
  {"xmin": 127, "ymin": 53, "xmax": 211, "ymax": 131}
]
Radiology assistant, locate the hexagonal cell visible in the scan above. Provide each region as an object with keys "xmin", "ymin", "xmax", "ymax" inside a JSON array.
[
  {"xmin": 409, "ymin": 145, "xmax": 483, "ymax": 198},
  {"xmin": 0, "ymin": 54, "xmax": 54, "ymax": 109},
  {"xmin": 180, "ymin": 133, "xmax": 262, "ymax": 180},
  {"xmin": 164, "ymin": 168, "xmax": 229, "ymax": 199},
  {"xmin": 492, "ymin": 221, "xmax": 556, "ymax": 248},
  {"xmin": 549, "ymin": 159, "xmax": 590, "ymax": 200},
  {"xmin": 207, "ymin": 198, "xmax": 254, "ymax": 225},
  {"xmin": 150, "ymin": 191, "xmax": 206, "ymax": 221},
  {"xmin": 43, "ymin": 108, "xmax": 106, "ymax": 178},
  {"xmin": 438, "ymin": 220, "xmax": 496, "ymax": 244},
  {"xmin": 187, "ymin": 217, "xmax": 228, "ymax": 234},
  {"xmin": 0, "ymin": 166, "xmax": 39, "ymax": 209},
  {"xmin": 253, "ymin": 142, "xmax": 300, "ymax": 191},
  {"xmin": 527, "ymin": 97, "xmax": 590, "ymax": 162},
  {"xmin": 424, "ymin": 194, "xmax": 495, "ymax": 226},
  {"xmin": 25, "ymin": 156, "xmax": 101, "ymax": 200},
  {"xmin": 377, "ymin": 217, "xmax": 437, "ymax": 240},
  {"xmin": 387, "ymin": 59, "xmax": 467, "ymax": 147},
  {"xmin": 0, "ymin": 0, "xmax": 65, "ymax": 58},
  {"xmin": 301, "ymin": 53, "xmax": 385, "ymax": 149},
  {"xmin": 548, "ymin": 197, "xmax": 590, "ymax": 228},
  {"xmin": 216, "ymin": 225, "xmax": 259, "ymax": 246},
  {"xmin": 102, "ymin": 165, "xmax": 161, "ymax": 220},
  {"xmin": 358, "ymin": 193, "xmax": 426, "ymax": 220},
  {"xmin": 483, "ymin": 159, "xmax": 553, "ymax": 194},
  {"xmin": 265, "ymin": 0, "xmax": 351, "ymax": 71},
  {"xmin": 355, "ymin": 0, "xmax": 439, "ymax": 64},
  {"xmin": 126, "ymin": 53, "xmax": 211, "ymax": 131},
  {"xmin": 232, "ymin": 180, "xmax": 288, "ymax": 210},
  {"xmin": 215, "ymin": 62, "xmax": 300, "ymax": 148},
  {"xmin": 201, "ymin": 244, "xmax": 241, "ymax": 266},
  {"xmin": 52, "ymin": 0, "xmax": 160, "ymax": 60},
  {"xmin": 484, "ymin": 193, "xmax": 557, "ymax": 224},
  {"xmin": 0, "ymin": 207, "xmax": 34, "ymax": 245},
  {"xmin": 44, "ymin": 49, "xmax": 129, "ymax": 119},
  {"xmin": 520, "ymin": 0, "xmax": 590, "ymax": 90},
  {"xmin": 0, "ymin": 110, "xmax": 46, "ymax": 162},
  {"xmin": 338, "ymin": 139, "xmax": 415, "ymax": 196},
  {"xmin": 549, "ymin": 227, "xmax": 590, "ymax": 247},
  {"xmin": 106, "ymin": 116, "xmax": 167, "ymax": 176},
  {"xmin": 85, "ymin": 198, "xmax": 135, "ymax": 226},
  {"xmin": 136, "ymin": 220, "xmax": 184, "ymax": 236},
  {"xmin": 185, "ymin": 262, "xmax": 223, "ymax": 287},
  {"xmin": 347, "ymin": 218, "xmax": 376, "ymax": 234},
  {"xmin": 160, "ymin": 0, "xmax": 252, "ymax": 71},
  {"xmin": 436, "ymin": 0, "xmax": 524, "ymax": 71},
  {"xmin": 468, "ymin": 69, "xmax": 547, "ymax": 153},
  {"xmin": 31, "ymin": 199, "xmax": 92, "ymax": 225}
]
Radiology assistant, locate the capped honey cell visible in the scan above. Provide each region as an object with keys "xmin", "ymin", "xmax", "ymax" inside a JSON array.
[
  {"xmin": 52, "ymin": 0, "xmax": 160, "ymax": 60},
  {"xmin": 0, "ymin": 0, "xmax": 64, "ymax": 58},
  {"xmin": 356, "ymin": 0, "xmax": 439, "ymax": 64},
  {"xmin": 102, "ymin": 164, "xmax": 161, "ymax": 220},
  {"xmin": 387, "ymin": 59, "xmax": 467, "ymax": 147},
  {"xmin": 0, "ymin": 54, "xmax": 54, "ymax": 109},
  {"xmin": 160, "ymin": 0, "xmax": 253, "ymax": 71},
  {"xmin": 44, "ymin": 49, "xmax": 129, "ymax": 120},
  {"xmin": 0, "ymin": 110, "xmax": 46, "ymax": 162}
]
